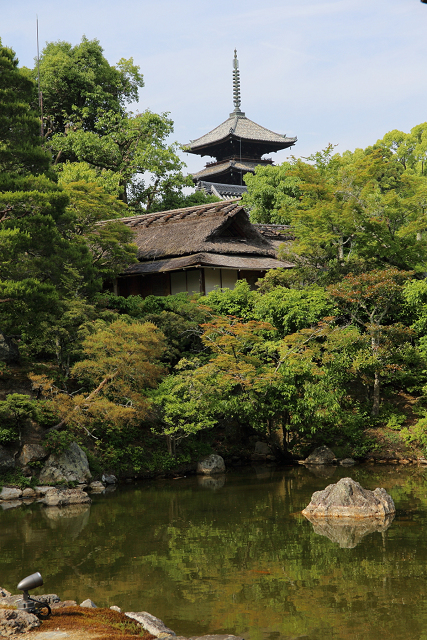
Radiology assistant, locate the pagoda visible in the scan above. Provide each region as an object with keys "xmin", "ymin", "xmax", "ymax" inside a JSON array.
[{"xmin": 186, "ymin": 50, "xmax": 297, "ymax": 197}]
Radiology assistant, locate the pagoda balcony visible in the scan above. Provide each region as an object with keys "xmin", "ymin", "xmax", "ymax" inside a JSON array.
[{"xmin": 205, "ymin": 156, "xmax": 273, "ymax": 167}]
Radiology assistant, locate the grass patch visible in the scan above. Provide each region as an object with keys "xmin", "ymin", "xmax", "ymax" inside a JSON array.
[{"xmin": 38, "ymin": 606, "xmax": 157, "ymax": 640}]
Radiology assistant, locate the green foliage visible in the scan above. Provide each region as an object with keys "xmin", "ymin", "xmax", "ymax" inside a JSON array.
[
  {"xmin": 0, "ymin": 470, "xmax": 36, "ymax": 490},
  {"xmin": 0, "ymin": 39, "xmax": 50, "ymax": 176},
  {"xmin": 152, "ymin": 372, "xmax": 217, "ymax": 454},
  {"xmin": 50, "ymin": 109, "xmax": 189, "ymax": 211},
  {"xmin": 242, "ymin": 162, "xmax": 301, "ymax": 223},
  {"xmin": 32, "ymin": 36, "xmax": 144, "ymax": 141},
  {"xmin": 199, "ymin": 280, "xmax": 256, "ymax": 318},
  {"xmin": 43, "ymin": 430, "xmax": 76, "ymax": 456},
  {"xmin": 400, "ymin": 418, "xmax": 427, "ymax": 451},
  {"xmin": 386, "ymin": 413, "xmax": 407, "ymax": 430},
  {"xmin": 32, "ymin": 319, "xmax": 166, "ymax": 439},
  {"xmin": 0, "ymin": 394, "xmax": 39, "ymax": 444},
  {"xmin": 80, "ymin": 446, "xmax": 103, "ymax": 476},
  {"xmin": 253, "ymin": 284, "xmax": 335, "ymax": 337}
]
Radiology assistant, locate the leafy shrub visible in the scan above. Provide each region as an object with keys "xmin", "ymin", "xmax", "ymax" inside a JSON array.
[
  {"xmin": 43, "ymin": 430, "xmax": 76, "ymax": 456},
  {"xmin": 0, "ymin": 471, "xmax": 36, "ymax": 490},
  {"xmin": 400, "ymin": 418, "xmax": 427, "ymax": 450},
  {"xmin": 386, "ymin": 413, "xmax": 406, "ymax": 430}
]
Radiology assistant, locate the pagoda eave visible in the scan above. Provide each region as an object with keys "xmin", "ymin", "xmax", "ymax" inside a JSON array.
[
  {"xmin": 187, "ymin": 134, "xmax": 297, "ymax": 158},
  {"xmin": 192, "ymin": 159, "xmax": 261, "ymax": 184}
]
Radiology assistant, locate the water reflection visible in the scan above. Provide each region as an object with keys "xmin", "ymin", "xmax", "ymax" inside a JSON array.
[
  {"xmin": 0, "ymin": 465, "xmax": 426, "ymax": 640},
  {"xmin": 42, "ymin": 504, "xmax": 91, "ymax": 538},
  {"xmin": 303, "ymin": 513, "xmax": 395, "ymax": 548},
  {"xmin": 303, "ymin": 463, "xmax": 337, "ymax": 479},
  {"xmin": 197, "ymin": 474, "xmax": 226, "ymax": 490}
]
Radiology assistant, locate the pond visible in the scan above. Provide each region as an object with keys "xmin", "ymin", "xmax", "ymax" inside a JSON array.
[{"xmin": 2, "ymin": 464, "xmax": 427, "ymax": 640}]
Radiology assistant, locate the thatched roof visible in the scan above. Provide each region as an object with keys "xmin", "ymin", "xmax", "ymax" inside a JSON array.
[
  {"xmin": 124, "ymin": 252, "xmax": 293, "ymax": 275},
  {"xmin": 116, "ymin": 200, "xmax": 280, "ymax": 261}
]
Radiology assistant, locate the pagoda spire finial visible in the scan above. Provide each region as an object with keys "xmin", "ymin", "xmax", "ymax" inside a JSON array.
[{"xmin": 230, "ymin": 49, "xmax": 245, "ymax": 118}]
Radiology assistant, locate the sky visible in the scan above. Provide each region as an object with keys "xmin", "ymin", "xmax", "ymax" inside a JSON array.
[{"xmin": 1, "ymin": 0, "xmax": 427, "ymax": 176}]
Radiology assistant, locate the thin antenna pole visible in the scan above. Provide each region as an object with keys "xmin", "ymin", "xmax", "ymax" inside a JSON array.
[{"xmin": 36, "ymin": 17, "xmax": 44, "ymax": 141}]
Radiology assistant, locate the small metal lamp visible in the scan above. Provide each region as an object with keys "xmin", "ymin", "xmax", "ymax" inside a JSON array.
[{"xmin": 16, "ymin": 572, "xmax": 44, "ymax": 614}]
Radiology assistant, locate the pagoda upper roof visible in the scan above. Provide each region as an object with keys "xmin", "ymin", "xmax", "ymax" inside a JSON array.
[{"xmin": 187, "ymin": 114, "xmax": 297, "ymax": 154}]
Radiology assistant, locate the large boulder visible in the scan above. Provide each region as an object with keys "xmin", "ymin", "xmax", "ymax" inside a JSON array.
[
  {"xmin": 18, "ymin": 443, "xmax": 47, "ymax": 467},
  {"xmin": 197, "ymin": 454, "xmax": 225, "ymax": 476},
  {"xmin": 0, "ymin": 487, "xmax": 22, "ymax": 501},
  {"xmin": 38, "ymin": 442, "xmax": 91, "ymax": 484},
  {"xmin": 0, "ymin": 609, "xmax": 40, "ymax": 636},
  {"xmin": 302, "ymin": 477, "xmax": 395, "ymax": 519},
  {"xmin": 304, "ymin": 446, "xmax": 335, "ymax": 465},
  {"xmin": 0, "ymin": 446, "xmax": 15, "ymax": 472},
  {"xmin": 41, "ymin": 487, "xmax": 91, "ymax": 507},
  {"xmin": 0, "ymin": 334, "xmax": 19, "ymax": 364}
]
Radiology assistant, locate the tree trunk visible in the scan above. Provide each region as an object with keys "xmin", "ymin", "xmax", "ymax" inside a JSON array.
[
  {"xmin": 372, "ymin": 371, "xmax": 380, "ymax": 416},
  {"xmin": 338, "ymin": 236, "xmax": 344, "ymax": 262}
]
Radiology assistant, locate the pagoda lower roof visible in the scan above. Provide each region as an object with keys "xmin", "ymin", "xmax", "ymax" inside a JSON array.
[
  {"xmin": 192, "ymin": 159, "xmax": 259, "ymax": 181},
  {"xmin": 187, "ymin": 114, "xmax": 297, "ymax": 154},
  {"xmin": 197, "ymin": 181, "xmax": 248, "ymax": 199}
]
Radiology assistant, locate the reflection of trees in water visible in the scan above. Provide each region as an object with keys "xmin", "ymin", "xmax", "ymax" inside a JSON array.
[{"xmin": 0, "ymin": 468, "xmax": 427, "ymax": 639}]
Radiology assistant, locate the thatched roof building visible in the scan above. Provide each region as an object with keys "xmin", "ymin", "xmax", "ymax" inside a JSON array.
[{"xmin": 113, "ymin": 200, "xmax": 292, "ymax": 298}]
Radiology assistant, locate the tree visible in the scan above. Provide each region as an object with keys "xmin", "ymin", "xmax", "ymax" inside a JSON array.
[
  {"xmin": 32, "ymin": 319, "xmax": 166, "ymax": 439},
  {"xmin": 0, "ymin": 394, "xmax": 39, "ymax": 445},
  {"xmin": 0, "ymin": 39, "xmax": 50, "ymax": 176},
  {"xmin": 50, "ymin": 109, "xmax": 190, "ymax": 209},
  {"xmin": 327, "ymin": 269, "xmax": 414, "ymax": 415},
  {"xmin": 153, "ymin": 366, "xmax": 217, "ymax": 455},
  {"xmin": 242, "ymin": 161, "xmax": 301, "ymax": 224},
  {"xmin": 57, "ymin": 162, "xmax": 137, "ymax": 282},
  {"xmin": 30, "ymin": 36, "xmax": 144, "ymax": 142},
  {"xmin": 0, "ymin": 41, "xmax": 95, "ymax": 344},
  {"xmin": 377, "ymin": 122, "xmax": 427, "ymax": 176},
  {"xmin": 243, "ymin": 143, "xmax": 427, "ymax": 278}
]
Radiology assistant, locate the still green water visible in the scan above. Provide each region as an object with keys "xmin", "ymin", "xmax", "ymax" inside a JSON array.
[{"xmin": 2, "ymin": 464, "xmax": 427, "ymax": 640}]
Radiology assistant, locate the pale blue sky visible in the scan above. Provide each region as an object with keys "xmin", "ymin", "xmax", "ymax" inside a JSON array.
[{"xmin": 2, "ymin": 0, "xmax": 426, "ymax": 175}]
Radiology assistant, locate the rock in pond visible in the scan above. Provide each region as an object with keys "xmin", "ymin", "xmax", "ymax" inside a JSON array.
[
  {"xmin": 197, "ymin": 454, "xmax": 225, "ymax": 476},
  {"xmin": 125, "ymin": 611, "xmax": 176, "ymax": 637},
  {"xmin": 340, "ymin": 458, "xmax": 356, "ymax": 466},
  {"xmin": 41, "ymin": 487, "xmax": 91, "ymax": 507},
  {"xmin": 38, "ymin": 442, "xmax": 91, "ymax": 484},
  {"xmin": 89, "ymin": 481, "xmax": 105, "ymax": 492},
  {"xmin": 102, "ymin": 473, "xmax": 117, "ymax": 484},
  {"xmin": 0, "ymin": 487, "xmax": 22, "ymax": 501},
  {"xmin": 302, "ymin": 477, "xmax": 395, "ymax": 519},
  {"xmin": 304, "ymin": 445, "xmax": 335, "ymax": 465}
]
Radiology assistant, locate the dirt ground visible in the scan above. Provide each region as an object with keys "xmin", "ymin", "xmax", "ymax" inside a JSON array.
[{"xmin": 21, "ymin": 607, "xmax": 157, "ymax": 640}]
